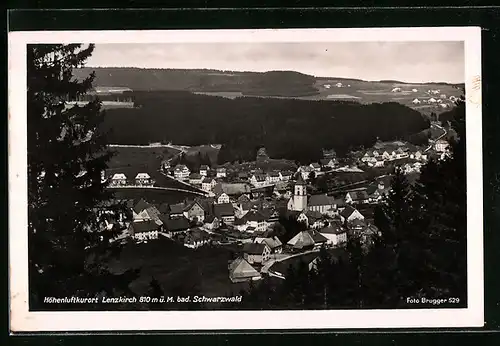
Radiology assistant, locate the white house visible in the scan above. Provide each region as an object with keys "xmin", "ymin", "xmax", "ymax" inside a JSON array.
[
  {"xmin": 428, "ymin": 97, "xmax": 437, "ymax": 103},
  {"xmin": 391, "ymin": 87, "xmax": 401, "ymax": 92},
  {"xmin": 345, "ymin": 190, "xmax": 369, "ymax": 205},
  {"xmin": 340, "ymin": 205, "xmax": 365, "ymax": 223},
  {"xmin": 201, "ymin": 177, "xmax": 217, "ymax": 192},
  {"xmin": 135, "ymin": 172, "xmax": 152, "ymax": 186},
  {"xmin": 412, "ymin": 98, "xmax": 421, "ymax": 104},
  {"xmin": 336, "ymin": 82, "xmax": 343, "ymax": 88},
  {"xmin": 412, "ymin": 88, "xmax": 418, "ymax": 92},
  {"xmin": 266, "ymin": 171, "xmax": 282, "ymax": 184},
  {"xmin": 318, "ymin": 224, "xmax": 347, "ymax": 247},
  {"xmin": 235, "ymin": 210, "xmax": 268, "ymax": 233},
  {"xmin": 189, "ymin": 173, "xmax": 203, "ymax": 185},
  {"xmin": 250, "ymin": 174, "xmax": 268, "ymax": 188},
  {"xmin": 254, "ymin": 237, "xmax": 283, "ymax": 254},
  {"xmin": 243, "ymin": 243, "xmax": 271, "ymax": 265},
  {"xmin": 216, "ymin": 167, "xmax": 227, "ymax": 178},
  {"xmin": 309, "ymin": 163, "xmax": 321, "ymax": 172},
  {"xmin": 214, "ymin": 191, "xmax": 230, "ymax": 204},
  {"xmin": 308, "ymin": 194, "xmax": 335, "ymax": 215},
  {"xmin": 199, "ymin": 165, "xmax": 209, "ymax": 177},
  {"xmin": 129, "ymin": 221, "xmax": 161, "ymax": 241},
  {"xmin": 110, "ymin": 173, "xmax": 127, "ymax": 186},
  {"xmin": 174, "ymin": 164, "xmax": 190, "ymax": 180},
  {"xmin": 435, "ymin": 139, "xmax": 450, "ymax": 152}
]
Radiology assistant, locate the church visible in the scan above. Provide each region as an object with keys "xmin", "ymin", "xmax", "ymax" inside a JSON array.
[{"xmin": 287, "ymin": 175, "xmax": 308, "ymax": 212}]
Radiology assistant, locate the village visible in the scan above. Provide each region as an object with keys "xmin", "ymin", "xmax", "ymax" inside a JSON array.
[{"xmin": 97, "ymin": 134, "xmax": 452, "ymax": 285}]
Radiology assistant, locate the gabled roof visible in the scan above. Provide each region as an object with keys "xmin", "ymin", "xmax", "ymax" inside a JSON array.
[
  {"xmin": 112, "ymin": 173, "xmax": 127, "ymax": 180},
  {"xmin": 349, "ymin": 218, "xmax": 367, "ymax": 228},
  {"xmin": 202, "ymin": 177, "xmax": 216, "ymax": 184},
  {"xmin": 243, "ymin": 242, "xmax": 268, "ymax": 255},
  {"xmin": 254, "ymin": 236, "xmax": 282, "ymax": 249},
  {"xmin": 135, "ymin": 173, "xmax": 150, "ymax": 179},
  {"xmin": 268, "ymin": 171, "xmax": 281, "ymax": 178},
  {"xmin": 131, "ymin": 220, "xmax": 161, "ymax": 233},
  {"xmin": 340, "ymin": 205, "xmax": 361, "ymax": 219},
  {"xmin": 310, "ymin": 163, "xmax": 321, "ymax": 168},
  {"xmin": 169, "ymin": 202, "xmax": 186, "ymax": 214},
  {"xmin": 133, "ymin": 198, "xmax": 152, "ymax": 214},
  {"xmin": 212, "ymin": 183, "xmax": 224, "ymax": 195},
  {"xmin": 346, "ymin": 190, "xmax": 369, "ymax": 201},
  {"xmin": 163, "ymin": 217, "xmax": 190, "ymax": 232},
  {"xmin": 238, "ymin": 194, "xmax": 251, "ymax": 203},
  {"xmin": 244, "ymin": 210, "xmax": 268, "ymax": 222},
  {"xmin": 217, "ymin": 167, "xmax": 227, "ymax": 172},
  {"xmin": 189, "ymin": 173, "xmax": 202, "ymax": 179},
  {"xmin": 213, "ymin": 203, "xmax": 234, "ymax": 217},
  {"xmin": 252, "ymin": 174, "xmax": 267, "ymax": 182},
  {"xmin": 308, "ymin": 230, "xmax": 328, "ymax": 243},
  {"xmin": 174, "ymin": 164, "xmax": 189, "ymax": 171},
  {"xmin": 308, "ymin": 194, "xmax": 333, "ymax": 207},
  {"xmin": 184, "ymin": 200, "xmax": 205, "ymax": 213},
  {"xmin": 200, "ymin": 165, "xmax": 209, "ymax": 170},
  {"xmin": 204, "ymin": 214, "xmax": 218, "ymax": 223},
  {"xmin": 319, "ymin": 225, "xmax": 345, "ymax": 235},
  {"xmin": 304, "ymin": 210, "xmax": 323, "ymax": 221}
]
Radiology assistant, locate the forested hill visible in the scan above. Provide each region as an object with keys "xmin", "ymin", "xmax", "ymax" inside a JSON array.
[
  {"xmin": 100, "ymin": 91, "xmax": 430, "ymax": 163},
  {"xmin": 74, "ymin": 68, "xmax": 318, "ymax": 97}
]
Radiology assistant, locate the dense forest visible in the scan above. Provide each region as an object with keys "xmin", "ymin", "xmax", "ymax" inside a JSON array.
[
  {"xmin": 74, "ymin": 68, "xmax": 319, "ymax": 96},
  {"xmin": 100, "ymin": 91, "xmax": 430, "ymax": 163}
]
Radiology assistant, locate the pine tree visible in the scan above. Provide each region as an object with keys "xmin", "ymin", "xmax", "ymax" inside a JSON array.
[
  {"xmin": 27, "ymin": 44, "xmax": 137, "ymax": 309},
  {"xmin": 411, "ymin": 97, "xmax": 467, "ymax": 300}
]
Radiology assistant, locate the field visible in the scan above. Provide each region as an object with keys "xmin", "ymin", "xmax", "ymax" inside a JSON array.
[
  {"xmin": 110, "ymin": 187, "xmax": 199, "ymax": 205},
  {"xmin": 105, "ymin": 146, "xmax": 202, "ymax": 189},
  {"xmin": 106, "ymin": 237, "xmax": 248, "ymax": 308}
]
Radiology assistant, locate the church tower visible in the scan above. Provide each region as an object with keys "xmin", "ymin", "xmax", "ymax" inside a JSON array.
[{"xmin": 287, "ymin": 175, "xmax": 308, "ymax": 211}]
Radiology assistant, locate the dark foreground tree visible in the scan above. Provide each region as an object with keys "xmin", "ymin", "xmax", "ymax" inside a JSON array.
[{"xmin": 27, "ymin": 44, "xmax": 137, "ymax": 309}]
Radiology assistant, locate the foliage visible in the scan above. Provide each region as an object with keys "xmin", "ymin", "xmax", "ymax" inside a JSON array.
[{"xmin": 27, "ymin": 44, "xmax": 137, "ymax": 309}]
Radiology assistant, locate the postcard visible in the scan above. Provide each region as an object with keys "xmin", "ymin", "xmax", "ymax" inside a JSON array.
[{"xmin": 8, "ymin": 27, "xmax": 483, "ymax": 332}]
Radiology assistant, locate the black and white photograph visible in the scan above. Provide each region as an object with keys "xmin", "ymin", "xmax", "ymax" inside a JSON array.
[{"xmin": 9, "ymin": 28, "xmax": 483, "ymax": 331}]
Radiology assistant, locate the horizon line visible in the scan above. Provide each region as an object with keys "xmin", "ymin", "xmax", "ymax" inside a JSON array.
[{"xmin": 82, "ymin": 65, "xmax": 465, "ymax": 85}]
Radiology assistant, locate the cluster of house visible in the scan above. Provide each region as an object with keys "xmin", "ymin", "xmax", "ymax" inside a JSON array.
[
  {"xmin": 227, "ymin": 176, "xmax": 380, "ymax": 283},
  {"xmin": 359, "ymin": 141, "xmax": 428, "ymax": 171},
  {"xmin": 107, "ymin": 172, "xmax": 154, "ymax": 187}
]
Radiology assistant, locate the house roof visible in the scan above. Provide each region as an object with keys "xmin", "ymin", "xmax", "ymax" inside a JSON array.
[
  {"xmin": 347, "ymin": 190, "xmax": 369, "ymax": 201},
  {"xmin": 184, "ymin": 228, "xmax": 210, "ymax": 242},
  {"xmin": 202, "ymin": 177, "xmax": 215, "ymax": 184},
  {"xmin": 189, "ymin": 173, "xmax": 202, "ymax": 179},
  {"xmin": 169, "ymin": 202, "xmax": 186, "ymax": 214},
  {"xmin": 200, "ymin": 165, "xmax": 209, "ymax": 170},
  {"xmin": 310, "ymin": 163, "xmax": 321, "ymax": 168},
  {"xmin": 184, "ymin": 200, "xmax": 205, "ymax": 212},
  {"xmin": 174, "ymin": 164, "xmax": 189, "ymax": 172},
  {"xmin": 308, "ymin": 194, "xmax": 333, "ymax": 207},
  {"xmin": 204, "ymin": 214, "xmax": 217, "ymax": 223},
  {"xmin": 304, "ymin": 210, "xmax": 323, "ymax": 221},
  {"xmin": 112, "ymin": 173, "xmax": 127, "ymax": 180},
  {"xmin": 254, "ymin": 236, "xmax": 282, "ymax": 249},
  {"xmin": 135, "ymin": 173, "xmax": 150, "ymax": 179},
  {"xmin": 287, "ymin": 231, "xmax": 316, "ymax": 249},
  {"xmin": 295, "ymin": 174, "xmax": 307, "ymax": 186},
  {"xmin": 220, "ymin": 183, "xmax": 252, "ymax": 195},
  {"xmin": 268, "ymin": 171, "xmax": 281, "ymax": 178},
  {"xmin": 308, "ymin": 230, "xmax": 328, "ymax": 243},
  {"xmin": 131, "ymin": 220, "xmax": 161, "ymax": 233},
  {"xmin": 213, "ymin": 203, "xmax": 235, "ymax": 217},
  {"xmin": 229, "ymin": 258, "xmax": 260, "ymax": 279},
  {"xmin": 252, "ymin": 174, "xmax": 267, "ymax": 182},
  {"xmin": 243, "ymin": 242, "xmax": 268, "ymax": 255},
  {"xmin": 238, "ymin": 194, "xmax": 251, "ymax": 203},
  {"xmin": 349, "ymin": 218, "xmax": 367, "ymax": 228},
  {"xmin": 217, "ymin": 167, "xmax": 226, "ymax": 172},
  {"xmin": 244, "ymin": 210, "xmax": 268, "ymax": 222},
  {"xmin": 163, "ymin": 217, "xmax": 190, "ymax": 232},
  {"xmin": 133, "ymin": 198, "xmax": 153, "ymax": 214},
  {"xmin": 340, "ymin": 205, "xmax": 357, "ymax": 219},
  {"xmin": 319, "ymin": 224, "xmax": 345, "ymax": 235}
]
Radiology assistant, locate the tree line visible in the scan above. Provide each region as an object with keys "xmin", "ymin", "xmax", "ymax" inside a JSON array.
[{"xmin": 99, "ymin": 90, "xmax": 430, "ymax": 164}]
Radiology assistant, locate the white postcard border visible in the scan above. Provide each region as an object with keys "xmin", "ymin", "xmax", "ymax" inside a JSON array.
[{"xmin": 8, "ymin": 27, "xmax": 483, "ymax": 332}]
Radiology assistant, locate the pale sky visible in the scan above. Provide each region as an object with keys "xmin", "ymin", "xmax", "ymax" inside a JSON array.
[{"xmin": 86, "ymin": 42, "xmax": 464, "ymax": 83}]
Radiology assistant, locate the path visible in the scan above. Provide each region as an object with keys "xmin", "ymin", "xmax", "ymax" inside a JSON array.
[{"xmin": 424, "ymin": 123, "xmax": 448, "ymax": 153}]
